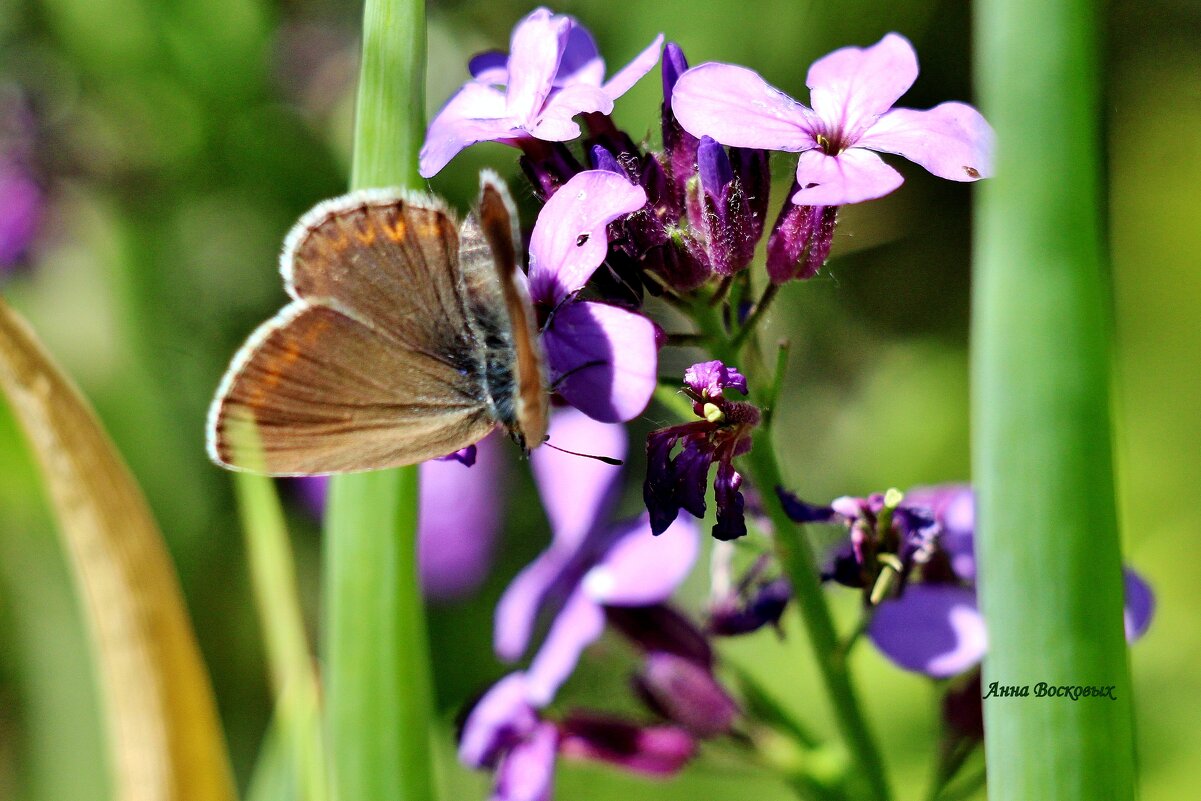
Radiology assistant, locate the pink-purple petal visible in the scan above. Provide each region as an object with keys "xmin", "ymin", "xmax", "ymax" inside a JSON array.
[
  {"xmin": 532, "ymin": 407, "xmax": 628, "ymax": 550},
  {"xmin": 867, "ymin": 584, "xmax": 987, "ymax": 678},
  {"xmin": 417, "ymin": 433, "xmax": 505, "ymax": 601},
  {"xmin": 528, "ymin": 83, "xmax": 614, "ymax": 141},
  {"xmin": 554, "ymin": 22, "xmax": 605, "ymax": 87},
  {"xmin": 857, "ymin": 102, "xmax": 994, "ymax": 182},
  {"xmin": 806, "ymin": 32, "xmax": 919, "ymax": 141},
  {"xmin": 494, "ymin": 548, "xmax": 573, "ymax": 662},
  {"xmin": 671, "ymin": 63, "xmax": 814, "ymax": 151},
  {"xmin": 459, "ymin": 673, "xmax": 539, "ymax": 769},
  {"xmin": 524, "ymin": 588, "xmax": 607, "ymax": 705},
  {"xmin": 492, "ymin": 722, "xmax": 558, "ymax": 801},
  {"xmin": 601, "ymin": 34, "xmax": 666, "ymax": 99},
  {"xmin": 583, "ymin": 515, "xmax": 699, "ymax": 606},
  {"xmin": 543, "ymin": 301, "xmax": 658, "ymax": 423},
  {"xmin": 527, "ymin": 170, "xmax": 647, "ymax": 304},
  {"xmin": 419, "ymin": 82, "xmax": 513, "ymax": 177},
  {"xmin": 504, "ymin": 8, "xmax": 571, "ymax": 125},
  {"xmin": 790, "ymin": 147, "xmax": 904, "ymax": 206}
]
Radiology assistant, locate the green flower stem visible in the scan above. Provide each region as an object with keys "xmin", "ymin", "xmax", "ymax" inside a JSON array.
[
  {"xmin": 682, "ymin": 284, "xmax": 887, "ymax": 798},
  {"xmin": 234, "ymin": 473, "xmax": 327, "ymax": 801},
  {"xmin": 744, "ymin": 435, "xmax": 892, "ymax": 801},
  {"xmin": 323, "ymin": 1, "xmax": 434, "ymax": 801},
  {"xmin": 973, "ymin": 0, "xmax": 1135, "ymax": 798}
]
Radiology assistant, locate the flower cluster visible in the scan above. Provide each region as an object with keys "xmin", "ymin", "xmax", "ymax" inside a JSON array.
[
  {"xmin": 773, "ymin": 484, "xmax": 1155, "ymax": 677},
  {"xmin": 461, "ymin": 408, "xmax": 741, "ymax": 801},
  {"xmin": 644, "ymin": 360, "xmax": 759, "ymax": 541},
  {"xmin": 413, "ymin": 11, "xmax": 1154, "ymax": 800}
]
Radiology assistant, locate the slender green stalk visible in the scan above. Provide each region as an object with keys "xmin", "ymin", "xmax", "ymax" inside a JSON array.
[
  {"xmin": 323, "ymin": 1, "xmax": 434, "ymax": 800},
  {"xmin": 973, "ymin": 0, "xmax": 1135, "ymax": 798},
  {"xmin": 234, "ymin": 473, "xmax": 327, "ymax": 801},
  {"xmin": 744, "ymin": 435, "xmax": 892, "ymax": 801},
  {"xmin": 679, "ymin": 280, "xmax": 889, "ymax": 800}
]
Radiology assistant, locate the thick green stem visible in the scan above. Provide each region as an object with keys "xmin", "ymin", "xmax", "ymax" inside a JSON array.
[
  {"xmin": 323, "ymin": 1, "xmax": 434, "ymax": 800},
  {"xmin": 744, "ymin": 435, "xmax": 891, "ymax": 801},
  {"xmin": 973, "ymin": 0, "xmax": 1135, "ymax": 798}
]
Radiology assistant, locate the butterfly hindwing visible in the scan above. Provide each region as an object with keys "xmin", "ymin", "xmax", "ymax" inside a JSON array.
[{"xmin": 208, "ymin": 191, "xmax": 497, "ymax": 474}]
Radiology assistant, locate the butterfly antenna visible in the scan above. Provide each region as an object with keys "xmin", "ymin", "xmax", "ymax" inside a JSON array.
[{"xmin": 543, "ymin": 438, "xmax": 624, "ymax": 466}]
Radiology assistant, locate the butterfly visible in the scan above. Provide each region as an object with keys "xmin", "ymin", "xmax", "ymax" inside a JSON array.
[{"xmin": 206, "ymin": 171, "xmax": 548, "ymax": 475}]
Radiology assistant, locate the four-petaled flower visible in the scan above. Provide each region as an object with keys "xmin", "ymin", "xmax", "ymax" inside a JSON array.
[
  {"xmin": 671, "ymin": 33, "xmax": 994, "ymax": 206},
  {"xmin": 420, "ymin": 7, "xmax": 663, "ymax": 177},
  {"xmin": 644, "ymin": 361, "xmax": 760, "ymax": 541}
]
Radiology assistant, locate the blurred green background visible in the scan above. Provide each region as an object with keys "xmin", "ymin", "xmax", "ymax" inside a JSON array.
[{"xmin": 1, "ymin": 0, "xmax": 1197, "ymax": 798}]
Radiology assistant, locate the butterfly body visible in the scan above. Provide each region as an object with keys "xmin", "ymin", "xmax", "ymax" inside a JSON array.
[{"xmin": 207, "ymin": 172, "xmax": 547, "ymax": 475}]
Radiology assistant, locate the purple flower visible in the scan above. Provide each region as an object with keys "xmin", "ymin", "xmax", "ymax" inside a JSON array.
[
  {"xmin": 671, "ymin": 33, "xmax": 993, "ymax": 206},
  {"xmin": 780, "ymin": 484, "xmax": 1156, "ymax": 678},
  {"xmin": 603, "ymin": 604, "xmax": 740, "ymax": 738},
  {"xmin": 1, "ymin": 92, "xmax": 43, "ymax": 272},
  {"xmin": 644, "ymin": 361, "xmax": 759, "ymax": 541},
  {"xmin": 707, "ymin": 549, "xmax": 792, "ymax": 637},
  {"xmin": 292, "ymin": 434, "xmax": 505, "ymax": 601},
  {"xmin": 557, "ymin": 714, "xmax": 695, "ymax": 774},
  {"xmin": 420, "ymin": 7, "xmax": 664, "ymax": 177},
  {"xmin": 495, "ymin": 408, "xmax": 698, "ymax": 705},
  {"xmin": 459, "ymin": 671, "xmax": 697, "ymax": 801},
  {"xmin": 459, "ymin": 672, "xmax": 558, "ymax": 801},
  {"xmin": 0, "ymin": 161, "xmax": 41, "ymax": 271},
  {"xmin": 528, "ymin": 170, "xmax": 660, "ymax": 423}
]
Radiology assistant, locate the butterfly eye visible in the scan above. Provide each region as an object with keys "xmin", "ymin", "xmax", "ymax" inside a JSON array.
[{"xmin": 575, "ymin": 233, "xmax": 589, "ymax": 247}]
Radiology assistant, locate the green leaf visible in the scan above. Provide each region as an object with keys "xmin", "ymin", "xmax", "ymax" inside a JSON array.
[
  {"xmin": 973, "ymin": 1, "xmax": 1137, "ymax": 798},
  {"xmin": 0, "ymin": 296, "xmax": 235, "ymax": 801}
]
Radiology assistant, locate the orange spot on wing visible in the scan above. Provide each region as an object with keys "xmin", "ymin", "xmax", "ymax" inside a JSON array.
[
  {"xmin": 385, "ymin": 217, "xmax": 408, "ymax": 241},
  {"xmin": 354, "ymin": 225, "xmax": 377, "ymax": 245}
]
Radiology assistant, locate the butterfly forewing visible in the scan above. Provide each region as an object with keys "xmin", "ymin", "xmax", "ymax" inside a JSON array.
[
  {"xmin": 207, "ymin": 191, "xmax": 496, "ymax": 475},
  {"xmin": 476, "ymin": 174, "xmax": 548, "ymax": 449}
]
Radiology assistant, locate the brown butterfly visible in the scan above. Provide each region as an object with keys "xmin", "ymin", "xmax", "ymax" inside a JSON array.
[{"xmin": 206, "ymin": 171, "xmax": 548, "ymax": 475}]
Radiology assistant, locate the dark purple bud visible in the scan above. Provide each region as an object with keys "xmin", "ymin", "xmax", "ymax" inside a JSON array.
[
  {"xmin": 661, "ymin": 41, "xmax": 689, "ymax": 100},
  {"xmin": 661, "ymin": 42, "xmax": 700, "ymax": 213},
  {"xmin": 558, "ymin": 714, "xmax": 696, "ymax": 776},
  {"xmin": 605, "ymin": 604, "xmax": 714, "ymax": 668},
  {"xmin": 591, "ymin": 145, "xmax": 623, "ymax": 175},
  {"xmin": 697, "ymin": 136, "xmax": 733, "ymax": 197},
  {"xmin": 708, "ymin": 577, "xmax": 792, "ymax": 636},
  {"xmin": 634, "ymin": 652, "xmax": 740, "ymax": 738},
  {"xmin": 766, "ymin": 186, "xmax": 839, "ymax": 282},
  {"xmin": 685, "ymin": 138, "xmax": 762, "ymax": 276},
  {"xmin": 729, "ymin": 147, "xmax": 771, "ymax": 242},
  {"xmin": 650, "ymin": 234, "xmax": 711, "ymax": 292},
  {"xmin": 775, "ymin": 487, "xmax": 837, "ymax": 524}
]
